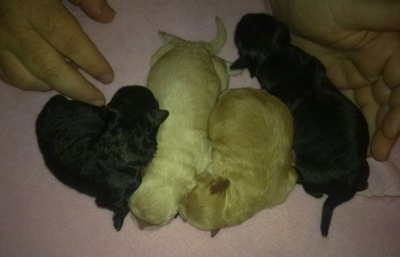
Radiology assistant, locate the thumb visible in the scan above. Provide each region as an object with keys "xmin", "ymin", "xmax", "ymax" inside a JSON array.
[{"xmin": 67, "ymin": 0, "xmax": 115, "ymax": 23}]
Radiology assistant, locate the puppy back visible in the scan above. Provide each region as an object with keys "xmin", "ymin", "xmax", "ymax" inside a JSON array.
[{"xmin": 180, "ymin": 88, "xmax": 297, "ymax": 230}]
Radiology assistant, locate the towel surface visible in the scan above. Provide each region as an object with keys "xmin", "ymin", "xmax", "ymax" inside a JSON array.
[{"xmin": 0, "ymin": 1, "xmax": 399, "ymax": 257}]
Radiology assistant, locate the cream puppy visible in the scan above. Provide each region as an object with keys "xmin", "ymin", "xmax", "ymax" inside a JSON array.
[
  {"xmin": 129, "ymin": 18, "xmax": 229, "ymax": 228},
  {"xmin": 178, "ymin": 88, "xmax": 297, "ymax": 236}
]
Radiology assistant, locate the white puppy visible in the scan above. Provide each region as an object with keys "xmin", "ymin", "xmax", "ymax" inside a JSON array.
[{"xmin": 129, "ymin": 18, "xmax": 229, "ymax": 229}]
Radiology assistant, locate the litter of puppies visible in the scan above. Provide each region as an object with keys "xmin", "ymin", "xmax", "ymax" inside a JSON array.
[{"xmin": 35, "ymin": 15, "xmax": 369, "ymax": 238}]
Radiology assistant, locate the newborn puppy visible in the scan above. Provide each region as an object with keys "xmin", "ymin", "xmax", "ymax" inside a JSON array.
[
  {"xmin": 231, "ymin": 13, "xmax": 369, "ymax": 237},
  {"xmin": 129, "ymin": 18, "xmax": 229, "ymax": 229},
  {"xmin": 36, "ymin": 85, "xmax": 168, "ymax": 231},
  {"xmin": 179, "ymin": 88, "xmax": 297, "ymax": 236}
]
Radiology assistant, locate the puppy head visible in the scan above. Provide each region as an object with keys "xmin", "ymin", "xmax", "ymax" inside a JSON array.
[
  {"xmin": 107, "ymin": 85, "xmax": 161, "ymax": 117},
  {"xmin": 178, "ymin": 172, "xmax": 230, "ymax": 233},
  {"xmin": 129, "ymin": 179, "xmax": 189, "ymax": 229},
  {"xmin": 106, "ymin": 85, "xmax": 169, "ymax": 166},
  {"xmin": 231, "ymin": 13, "xmax": 290, "ymax": 76}
]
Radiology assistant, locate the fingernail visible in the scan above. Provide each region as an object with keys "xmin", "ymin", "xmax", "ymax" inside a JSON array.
[
  {"xmin": 99, "ymin": 73, "xmax": 114, "ymax": 84},
  {"xmin": 90, "ymin": 98, "xmax": 106, "ymax": 107}
]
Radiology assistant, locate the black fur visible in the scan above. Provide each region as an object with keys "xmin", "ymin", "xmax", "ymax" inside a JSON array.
[
  {"xmin": 36, "ymin": 85, "xmax": 169, "ymax": 231},
  {"xmin": 231, "ymin": 13, "xmax": 369, "ymax": 237}
]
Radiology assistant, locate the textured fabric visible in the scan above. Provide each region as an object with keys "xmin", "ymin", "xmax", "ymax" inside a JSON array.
[{"xmin": 0, "ymin": 1, "xmax": 399, "ymax": 257}]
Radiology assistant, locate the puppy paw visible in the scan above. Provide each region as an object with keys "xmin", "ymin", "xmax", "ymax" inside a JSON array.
[{"xmin": 113, "ymin": 211, "xmax": 128, "ymax": 231}]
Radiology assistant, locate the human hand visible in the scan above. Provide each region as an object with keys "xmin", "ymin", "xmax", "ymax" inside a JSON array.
[
  {"xmin": 269, "ymin": 0, "xmax": 400, "ymax": 161},
  {"xmin": 0, "ymin": 0, "xmax": 115, "ymax": 106}
]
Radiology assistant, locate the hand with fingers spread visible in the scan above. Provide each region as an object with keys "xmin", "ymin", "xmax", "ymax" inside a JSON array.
[
  {"xmin": 269, "ymin": 0, "xmax": 400, "ymax": 161},
  {"xmin": 0, "ymin": 0, "xmax": 115, "ymax": 106}
]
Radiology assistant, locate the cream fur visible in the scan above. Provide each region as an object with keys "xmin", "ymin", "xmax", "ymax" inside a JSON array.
[
  {"xmin": 178, "ymin": 88, "xmax": 297, "ymax": 232},
  {"xmin": 128, "ymin": 18, "xmax": 229, "ymax": 228}
]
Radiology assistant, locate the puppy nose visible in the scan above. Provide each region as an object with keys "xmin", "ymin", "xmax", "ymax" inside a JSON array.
[
  {"xmin": 139, "ymin": 220, "xmax": 154, "ymax": 230},
  {"xmin": 133, "ymin": 215, "xmax": 155, "ymax": 230},
  {"xmin": 179, "ymin": 215, "xmax": 187, "ymax": 222}
]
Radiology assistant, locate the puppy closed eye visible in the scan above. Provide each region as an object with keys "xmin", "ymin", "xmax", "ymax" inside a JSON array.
[{"xmin": 209, "ymin": 178, "xmax": 230, "ymax": 194}]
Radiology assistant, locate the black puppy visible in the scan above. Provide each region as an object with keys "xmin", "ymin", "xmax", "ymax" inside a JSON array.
[
  {"xmin": 36, "ymin": 85, "xmax": 169, "ymax": 231},
  {"xmin": 231, "ymin": 13, "xmax": 370, "ymax": 237}
]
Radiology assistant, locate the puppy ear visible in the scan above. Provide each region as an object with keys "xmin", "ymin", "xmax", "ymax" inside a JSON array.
[
  {"xmin": 209, "ymin": 178, "xmax": 230, "ymax": 194},
  {"xmin": 147, "ymin": 109, "xmax": 169, "ymax": 126},
  {"xmin": 230, "ymin": 57, "xmax": 247, "ymax": 70}
]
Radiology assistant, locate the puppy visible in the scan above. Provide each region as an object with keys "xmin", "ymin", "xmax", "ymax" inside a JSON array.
[
  {"xmin": 129, "ymin": 18, "xmax": 229, "ymax": 229},
  {"xmin": 178, "ymin": 88, "xmax": 297, "ymax": 236},
  {"xmin": 231, "ymin": 13, "xmax": 370, "ymax": 237},
  {"xmin": 36, "ymin": 85, "xmax": 168, "ymax": 231}
]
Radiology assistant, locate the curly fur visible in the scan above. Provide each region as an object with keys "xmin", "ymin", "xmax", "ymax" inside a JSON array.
[
  {"xmin": 36, "ymin": 85, "xmax": 168, "ymax": 231},
  {"xmin": 231, "ymin": 13, "xmax": 370, "ymax": 237},
  {"xmin": 129, "ymin": 18, "xmax": 230, "ymax": 229},
  {"xmin": 178, "ymin": 88, "xmax": 297, "ymax": 235}
]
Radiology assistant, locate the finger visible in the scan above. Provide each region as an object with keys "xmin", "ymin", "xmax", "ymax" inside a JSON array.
[
  {"xmin": 14, "ymin": 31, "xmax": 106, "ymax": 106},
  {"xmin": 325, "ymin": 59, "xmax": 349, "ymax": 90},
  {"xmin": 342, "ymin": 58, "xmax": 370, "ymax": 89},
  {"xmin": 371, "ymin": 79, "xmax": 390, "ymax": 104},
  {"xmin": 382, "ymin": 105, "xmax": 400, "ymax": 139},
  {"xmin": 33, "ymin": 3, "xmax": 114, "ymax": 85},
  {"xmin": 67, "ymin": 0, "xmax": 115, "ymax": 23},
  {"xmin": 383, "ymin": 47, "xmax": 400, "ymax": 89},
  {"xmin": 354, "ymin": 85, "xmax": 374, "ymax": 107},
  {"xmin": 371, "ymin": 129, "xmax": 397, "ymax": 161},
  {"xmin": 376, "ymin": 104, "xmax": 389, "ymax": 129},
  {"xmin": 340, "ymin": 89, "xmax": 356, "ymax": 105},
  {"xmin": 0, "ymin": 50, "xmax": 51, "ymax": 91},
  {"xmin": 389, "ymin": 86, "xmax": 400, "ymax": 107}
]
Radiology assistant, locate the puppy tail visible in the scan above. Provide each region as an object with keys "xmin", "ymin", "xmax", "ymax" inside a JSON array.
[
  {"xmin": 210, "ymin": 17, "xmax": 227, "ymax": 54},
  {"xmin": 321, "ymin": 192, "xmax": 355, "ymax": 237}
]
